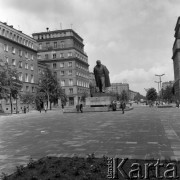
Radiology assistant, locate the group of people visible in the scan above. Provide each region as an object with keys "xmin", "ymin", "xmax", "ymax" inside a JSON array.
[{"xmin": 112, "ymin": 100, "xmax": 126, "ymax": 114}]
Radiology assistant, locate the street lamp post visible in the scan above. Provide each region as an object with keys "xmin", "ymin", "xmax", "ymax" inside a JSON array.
[
  {"xmin": 155, "ymin": 81, "xmax": 160, "ymax": 103},
  {"xmin": 155, "ymin": 74, "xmax": 165, "ymax": 104}
]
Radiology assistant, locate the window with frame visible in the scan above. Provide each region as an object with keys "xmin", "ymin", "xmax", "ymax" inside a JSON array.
[
  {"xmin": 32, "ymin": 87, "xmax": 35, "ymax": 93},
  {"xmin": 53, "ymin": 63, "xmax": 57, "ymax": 69},
  {"xmin": 4, "ymin": 44, "xmax": 8, "ymax": 51},
  {"xmin": 53, "ymin": 53, "xmax": 56, "ymax": 59},
  {"xmin": 19, "ymin": 61, "xmax": 22, "ymax": 68},
  {"xmin": 31, "ymin": 64, "xmax": 34, "ymax": 70},
  {"xmin": 12, "ymin": 59, "xmax": 16, "ymax": 66},
  {"xmin": 19, "ymin": 72, "xmax": 23, "ymax": 81},
  {"xmin": 69, "ymin": 79, "xmax": 73, "ymax": 86},
  {"xmin": 19, "ymin": 50, "xmax": 22, "ymax": 57},
  {"xmin": 26, "ymin": 86, "xmax": 29, "ymax": 92},
  {"xmin": 68, "ymin": 52, "xmax": 72, "ymax": 57},
  {"xmin": 12, "ymin": 47, "xmax": 15, "ymax": 54},
  {"xmin": 60, "ymin": 62, "xmax": 64, "ymax": 68},
  {"xmin": 31, "ymin": 54, "xmax": 33, "ymax": 60},
  {"xmin": 39, "ymin": 43, "xmax": 42, "ymax": 49},
  {"xmin": 46, "ymin": 42, "xmax": 50, "ymax": 47},
  {"xmin": 25, "ymin": 74, "xmax": 28, "ymax": 82},
  {"xmin": 68, "ymin": 70, "xmax": 72, "ymax": 76},
  {"xmin": 54, "ymin": 42, "xmax": 57, "ymax": 48},
  {"xmin": 25, "ymin": 63, "xmax": 28, "ymax": 69},
  {"xmin": 60, "ymin": 53, "xmax": 64, "ymax": 58},
  {"xmin": 45, "ymin": 54, "xmax": 48, "ymax": 59},
  {"xmin": 69, "ymin": 88, "xmax": 73, "ymax": 94},
  {"xmin": 60, "ymin": 41, "xmax": 65, "ymax": 48},
  {"xmin": 25, "ymin": 52, "xmax": 28, "ymax": 58},
  {"xmin": 31, "ymin": 75, "xmax": 34, "ymax": 83},
  {"xmin": 68, "ymin": 62, "xmax": 72, "ymax": 67},
  {"xmin": 60, "ymin": 71, "xmax": 65, "ymax": 76},
  {"xmin": 61, "ymin": 80, "xmax": 65, "ymax": 86},
  {"xmin": 5, "ymin": 57, "xmax": 8, "ymax": 64}
]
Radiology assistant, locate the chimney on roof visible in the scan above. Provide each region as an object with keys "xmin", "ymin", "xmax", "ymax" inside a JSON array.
[{"xmin": 46, "ymin": 27, "xmax": 49, "ymax": 32}]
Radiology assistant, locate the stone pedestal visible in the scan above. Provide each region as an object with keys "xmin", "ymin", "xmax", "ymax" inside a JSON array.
[{"xmin": 85, "ymin": 96, "xmax": 112, "ymax": 107}]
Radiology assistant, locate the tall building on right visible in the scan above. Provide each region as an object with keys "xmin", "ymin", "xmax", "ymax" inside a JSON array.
[{"xmin": 172, "ymin": 17, "xmax": 180, "ymax": 100}]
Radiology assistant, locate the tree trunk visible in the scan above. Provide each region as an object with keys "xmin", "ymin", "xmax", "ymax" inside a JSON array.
[
  {"xmin": 16, "ymin": 94, "xmax": 18, "ymax": 114},
  {"xmin": 10, "ymin": 93, "xmax": 13, "ymax": 114},
  {"xmin": 47, "ymin": 93, "xmax": 50, "ymax": 110}
]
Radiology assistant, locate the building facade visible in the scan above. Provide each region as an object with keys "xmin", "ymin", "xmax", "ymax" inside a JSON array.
[
  {"xmin": 162, "ymin": 81, "xmax": 174, "ymax": 90},
  {"xmin": 32, "ymin": 29, "xmax": 90, "ymax": 106},
  {"xmin": 0, "ymin": 21, "xmax": 38, "ymax": 113},
  {"xmin": 108, "ymin": 83, "xmax": 129, "ymax": 95},
  {"xmin": 129, "ymin": 90, "xmax": 138, "ymax": 101},
  {"xmin": 172, "ymin": 17, "xmax": 180, "ymax": 100}
]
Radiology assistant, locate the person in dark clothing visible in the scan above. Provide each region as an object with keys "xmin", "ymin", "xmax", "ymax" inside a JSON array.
[
  {"xmin": 80, "ymin": 103, "xmax": 83, "ymax": 113},
  {"xmin": 23, "ymin": 106, "xmax": 26, "ymax": 114},
  {"xmin": 120, "ymin": 101, "xmax": 126, "ymax": 114},
  {"xmin": 112, "ymin": 101, "xmax": 117, "ymax": 111}
]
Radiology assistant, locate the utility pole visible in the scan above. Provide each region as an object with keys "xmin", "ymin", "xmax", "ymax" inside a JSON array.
[
  {"xmin": 155, "ymin": 81, "xmax": 160, "ymax": 103},
  {"xmin": 155, "ymin": 74, "xmax": 165, "ymax": 103}
]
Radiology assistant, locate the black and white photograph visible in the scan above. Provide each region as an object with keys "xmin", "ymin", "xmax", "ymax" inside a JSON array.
[{"xmin": 0, "ymin": 0, "xmax": 180, "ymax": 179}]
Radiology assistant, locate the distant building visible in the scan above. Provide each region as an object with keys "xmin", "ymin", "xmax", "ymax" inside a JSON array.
[
  {"xmin": 129, "ymin": 90, "xmax": 138, "ymax": 101},
  {"xmin": 32, "ymin": 29, "xmax": 90, "ymax": 106},
  {"xmin": 162, "ymin": 81, "xmax": 174, "ymax": 90},
  {"xmin": 108, "ymin": 83, "xmax": 129, "ymax": 95},
  {"xmin": 0, "ymin": 21, "xmax": 38, "ymax": 113},
  {"xmin": 172, "ymin": 17, "xmax": 180, "ymax": 100}
]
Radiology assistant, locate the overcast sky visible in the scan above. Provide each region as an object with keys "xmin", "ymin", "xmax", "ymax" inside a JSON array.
[{"xmin": 0, "ymin": 0, "xmax": 179, "ymax": 95}]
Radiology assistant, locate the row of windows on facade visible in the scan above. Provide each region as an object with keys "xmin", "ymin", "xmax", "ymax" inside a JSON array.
[
  {"xmin": 35, "ymin": 32, "xmax": 67, "ymax": 40},
  {"xmin": 1, "ymin": 27, "xmax": 34, "ymax": 49},
  {"xmin": 39, "ymin": 52, "xmax": 87, "ymax": 62},
  {"xmin": 39, "ymin": 40, "xmax": 83, "ymax": 51},
  {"xmin": 4, "ymin": 44, "xmax": 34, "ymax": 60},
  {"xmin": 55, "ymin": 69, "xmax": 88, "ymax": 78},
  {"xmin": 51, "ymin": 61, "xmax": 88, "ymax": 71},
  {"xmin": 60, "ymin": 79, "xmax": 89, "ymax": 88},
  {"xmin": 19, "ymin": 73, "xmax": 34, "ymax": 83},
  {"xmin": 5, "ymin": 57, "xmax": 34, "ymax": 70},
  {"xmin": 62, "ymin": 87, "xmax": 89, "ymax": 95}
]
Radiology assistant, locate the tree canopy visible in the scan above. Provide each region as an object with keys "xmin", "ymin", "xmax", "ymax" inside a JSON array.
[{"xmin": 146, "ymin": 88, "xmax": 157, "ymax": 102}]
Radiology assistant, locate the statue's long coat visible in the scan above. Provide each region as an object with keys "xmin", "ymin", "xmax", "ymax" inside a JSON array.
[{"xmin": 93, "ymin": 64, "xmax": 111, "ymax": 87}]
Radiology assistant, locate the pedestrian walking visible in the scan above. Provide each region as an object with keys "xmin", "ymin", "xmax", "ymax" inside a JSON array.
[
  {"xmin": 44, "ymin": 104, "xmax": 47, "ymax": 113},
  {"xmin": 23, "ymin": 106, "xmax": 26, "ymax": 114},
  {"xmin": 61, "ymin": 104, "xmax": 64, "ymax": 112},
  {"xmin": 112, "ymin": 100, "xmax": 117, "ymax": 111},
  {"xmin": 80, "ymin": 103, "xmax": 83, "ymax": 113},
  {"xmin": 120, "ymin": 101, "xmax": 126, "ymax": 114}
]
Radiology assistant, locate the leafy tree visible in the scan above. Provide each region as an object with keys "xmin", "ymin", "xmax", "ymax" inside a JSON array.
[
  {"xmin": 162, "ymin": 86, "xmax": 174, "ymax": 103},
  {"xmin": 146, "ymin": 88, "xmax": 157, "ymax": 102},
  {"xmin": 38, "ymin": 68, "xmax": 66, "ymax": 109},
  {"xmin": 0, "ymin": 64, "xmax": 22, "ymax": 114},
  {"xmin": 120, "ymin": 90, "xmax": 128, "ymax": 101},
  {"xmin": 20, "ymin": 92, "xmax": 35, "ymax": 109},
  {"xmin": 134, "ymin": 93, "xmax": 145, "ymax": 101},
  {"xmin": 81, "ymin": 91, "xmax": 88, "ymax": 102}
]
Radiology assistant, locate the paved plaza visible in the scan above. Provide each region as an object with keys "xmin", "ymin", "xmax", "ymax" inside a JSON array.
[{"xmin": 0, "ymin": 106, "xmax": 180, "ymax": 174}]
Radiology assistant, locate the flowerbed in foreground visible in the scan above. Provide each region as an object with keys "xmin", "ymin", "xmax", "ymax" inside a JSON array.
[{"xmin": 1, "ymin": 154, "xmax": 109, "ymax": 180}]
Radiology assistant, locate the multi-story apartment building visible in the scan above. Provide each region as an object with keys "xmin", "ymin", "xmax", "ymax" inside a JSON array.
[
  {"xmin": 162, "ymin": 81, "xmax": 174, "ymax": 90},
  {"xmin": 129, "ymin": 90, "xmax": 138, "ymax": 101},
  {"xmin": 0, "ymin": 21, "xmax": 38, "ymax": 113},
  {"xmin": 32, "ymin": 29, "xmax": 90, "ymax": 106},
  {"xmin": 172, "ymin": 17, "xmax": 180, "ymax": 100},
  {"xmin": 108, "ymin": 83, "xmax": 129, "ymax": 95}
]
